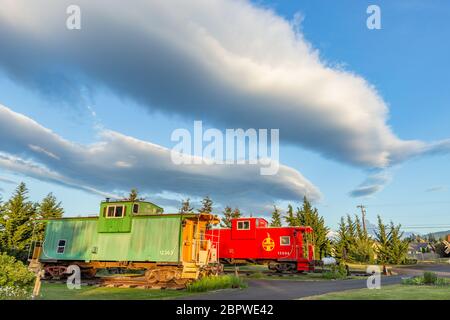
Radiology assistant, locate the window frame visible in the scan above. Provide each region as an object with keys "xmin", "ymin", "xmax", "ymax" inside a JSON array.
[
  {"xmin": 280, "ymin": 236, "xmax": 291, "ymax": 246},
  {"xmin": 237, "ymin": 220, "xmax": 250, "ymax": 230},
  {"xmin": 56, "ymin": 239, "xmax": 67, "ymax": 254},
  {"xmin": 105, "ymin": 205, "xmax": 126, "ymax": 219},
  {"xmin": 132, "ymin": 203, "xmax": 139, "ymax": 214}
]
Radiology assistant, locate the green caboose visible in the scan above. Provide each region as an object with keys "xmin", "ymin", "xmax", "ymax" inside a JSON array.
[{"xmin": 33, "ymin": 199, "xmax": 219, "ymax": 286}]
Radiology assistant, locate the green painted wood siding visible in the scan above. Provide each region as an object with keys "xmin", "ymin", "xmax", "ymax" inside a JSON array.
[{"xmin": 41, "ymin": 215, "xmax": 182, "ymax": 263}]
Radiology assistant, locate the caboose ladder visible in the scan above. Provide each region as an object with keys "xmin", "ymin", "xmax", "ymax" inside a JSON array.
[{"xmin": 181, "ymin": 262, "xmax": 199, "ymax": 279}]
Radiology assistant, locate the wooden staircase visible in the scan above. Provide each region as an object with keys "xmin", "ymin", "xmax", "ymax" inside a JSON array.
[{"xmin": 181, "ymin": 262, "xmax": 199, "ymax": 279}]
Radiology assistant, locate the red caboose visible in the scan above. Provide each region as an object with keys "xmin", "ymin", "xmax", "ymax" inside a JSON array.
[{"xmin": 207, "ymin": 217, "xmax": 315, "ymax": 272}]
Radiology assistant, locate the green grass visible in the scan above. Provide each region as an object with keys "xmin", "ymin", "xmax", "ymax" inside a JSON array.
[
  {"xmin": 303, "ymin": 284, "xmax": 450, "ymax": 300},
  {"xmin": 187, "ymin": 275, "xmax": 247, "ymax": 292},
  {"xmin": 38, "ymin": 283, "xmax": 194, "ymax": 300}
]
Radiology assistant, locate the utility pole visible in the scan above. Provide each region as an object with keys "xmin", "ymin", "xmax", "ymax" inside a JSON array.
[{"xmin": 357, "ymin": 205, "xmax": 367, "ymax": 234}]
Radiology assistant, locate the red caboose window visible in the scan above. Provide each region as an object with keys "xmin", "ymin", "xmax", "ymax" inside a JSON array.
[
  {"xmin": 237, "ymin": 220, "xmax": 250, "ymax": 230},
  {"xmin": 280, "ymin": 236, "xmax": 290, "ymax": 246}
]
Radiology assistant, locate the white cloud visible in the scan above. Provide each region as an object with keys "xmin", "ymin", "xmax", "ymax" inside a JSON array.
[
  {"xmin": 0, "ymin": 104, "xmax": 321, "ymax": 210},
  {"xmin": 349, "ymin": 170, "xmax": 392, "ymax": 198},
  {"xmin": 0, "ymin": 0, "xmax": 446, "ymax": 171}
]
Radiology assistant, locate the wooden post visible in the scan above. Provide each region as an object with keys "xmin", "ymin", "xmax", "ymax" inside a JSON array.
[{"xmin": 32, "ymin": 269, "xmax": 44, "ymax": 299}]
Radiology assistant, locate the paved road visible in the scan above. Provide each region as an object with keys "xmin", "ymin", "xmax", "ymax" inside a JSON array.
[
  {"xmin": 393, "ymin": 263, "xmax": 450, "ymax": 277},
  {"xmin": 179, "ymin": 263, "xmax": 450, "ymax": 300},
  {"xmin": 179, "ymin": 276, "xmax": 402, "ymax": 300}
]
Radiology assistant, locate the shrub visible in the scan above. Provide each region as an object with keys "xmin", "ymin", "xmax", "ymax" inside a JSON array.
[
  {"xmin": 187, "ymin": 275, "xmax": 247, "ymax": 292},
  {"xmin": 402, "ymin": 272, "xmax": 449, "ymax": 286},
  {"xmin": 435, "ymin": 277, "xmax": 449, "ymax": 286},
  {"xmin": 0, "ymin": 252, "xmax": 35, "ymax": 300},
  {"xmin": 423, "ymin": 272, "xmax": 438, "ymax": 285},
  {"xmin": 402, "ymin": 276, "xmax": 424, "ymax": 285}
]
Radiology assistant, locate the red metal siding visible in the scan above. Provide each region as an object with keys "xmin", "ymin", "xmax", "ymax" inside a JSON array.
[{"xmin": 208, "ymin": 217, "xmax": 314, "ymax": 271}]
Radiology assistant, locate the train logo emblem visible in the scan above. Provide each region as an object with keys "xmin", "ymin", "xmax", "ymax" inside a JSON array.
[{"xmin": 262, "ymin": 233, "xmax": 275, "ymax": 251}]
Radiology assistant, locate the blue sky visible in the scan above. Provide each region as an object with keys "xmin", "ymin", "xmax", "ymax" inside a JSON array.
[{"xmin": 0, "ymin": 0, "xmax": 449, "ymax": 233}]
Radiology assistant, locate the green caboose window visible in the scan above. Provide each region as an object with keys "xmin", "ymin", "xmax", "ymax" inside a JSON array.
[
  {"xmin": 57, "ymin": 239, "xmax": 66, "ymax": 253},
  {"xmin": 107, "ymin": 206, "xmax": 115, "ymax": 217},
  {"xmin": 105, "ymin": 205, "xmax": 126, "ymax": 219}
]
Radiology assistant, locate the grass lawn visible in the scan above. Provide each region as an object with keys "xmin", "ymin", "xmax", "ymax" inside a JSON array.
[
  {"xmin": 224, "ymin": 264, "xmax": 363, "ymax": 281},
  {"xmin": 303, "ymin": 284, "xmax": 450, "ymax": 300},
  {"xmin": 38, "ymin": 283, "xmax": 195, "ymax": 300}
]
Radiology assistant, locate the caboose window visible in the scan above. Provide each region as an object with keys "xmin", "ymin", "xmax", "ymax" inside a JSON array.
[
  {"xmin": 107, "ymin": 206, "xmax": 115, "ymax": 217},
  {"xmin": 115, "ymin": 206, "xmax": 124, "ymax": 217},
  {"xmin": 237, "ymin": 220, "xmax": 250, "ymax": 230},
  {"xmin": 133, "ymin": 204, "xmax": 139, "ymax": 214},
  {"xmin": 105, "ymin": 205, "xmax": 126, "ymax": 218},
  {"xmin": 280, "ymin": 236, "xmax": 290, "ymax": 246},
  {"xmin": 57, "ymin": 239, "xmax": 66, "ymax": 254}
]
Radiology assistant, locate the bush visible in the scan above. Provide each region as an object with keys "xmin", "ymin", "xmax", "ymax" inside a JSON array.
[
  {"xmin": 423, "ymin": 272, "xmax": 438, "ymax": 285},
  {"xmin": 187, "ymin": 275, "xmax": 247, "ymax": 292},
  {"xmin": 0, "ymin": 252, "xmax": 35, "ymax": 300},
  {"xmin": 402, "ymin": 272, "xmax": 449, "ymax": 286},
  {"xmin": 402, "ymin": 276, "xmax": 424, "ymax": 285}
]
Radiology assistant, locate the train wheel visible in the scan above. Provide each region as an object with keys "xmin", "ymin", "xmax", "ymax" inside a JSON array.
[
  {"xmin": 144, "ymin": 269, "xmax": 159, "ymax": 284},
  {"xmin": 158, "ymin": 269, "xmax": 176, "ymax": 283}
]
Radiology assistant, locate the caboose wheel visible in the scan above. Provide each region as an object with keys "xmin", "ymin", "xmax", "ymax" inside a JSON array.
[
  {"xmin": 145, "ymin": 270, "xmax": 159, "ymax": 284},
  {"xmin": 158, "ymin": 269, "xmax": 176, "ymax": 282}
]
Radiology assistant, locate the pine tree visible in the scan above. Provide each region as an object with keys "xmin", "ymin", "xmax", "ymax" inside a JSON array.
[
  {"xmin": 296, "ymin": 197, "xmax": 330, "ymax": 259},
  {"xmin": 128, "ymin": 188, "xmax": 139, "ymax": 201},
  {"xmin": 220, "ymin": 206, "xmax": 233, "ymax": 228},
  {"xmin": 374, "ymin": 215, "xmax": 390, "ymax": 264},
  {"xmin": 284, "ymin": 204, "xmax": 297, "ymax": 226},
  {"xmin": 35, "ymin": 193, "xmax": 64, "ymax": 241},
  {"xmin": 0, "ymin": 183, "xmax": 37, "ymax": 261},
  {"xmin": 232, "ymin": 208, "xmax": 241, "ymax": 219},
  {"xmin": 270, "ymin": 206, "xmax": 282, "ymax": 227},
  {"xmin": 179, "ymin": 198, "xmax": 194, "ymax": 214},
  {"xmin": 353, "ymin": 214, "xmax": 375, "ymax": 263},
  {"xmin": 198, "ymin": 196, "xmax": 213, "ymax": 214},
  {"xmin": 333, "ymin": 217, "xmax": 350, "ymax": 261},
  {"xmin": 387, "ymin": 221, "xmax": 409, "ymax": 264}
]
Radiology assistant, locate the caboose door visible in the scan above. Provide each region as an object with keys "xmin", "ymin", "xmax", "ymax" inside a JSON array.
[{"xmin": 182, "ymin": 219, "xmax": 195, "ymax": 262}]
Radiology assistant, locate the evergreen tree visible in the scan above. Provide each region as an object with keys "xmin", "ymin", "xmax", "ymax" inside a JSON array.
[
  {"xmin": 128, "ymin": 188, "xmax": 139, "ymax": 201},
  {"xmin": 198, "ymin": 196, "xmax": 213, "ymax": 214},
  {"xmin": 296, "ymin": 197, "xmax": 330, "ymax": 259},
  {"xmin": 352, "ymin": 215, "xmax": 375, "ymax": 263},
  {"xmin": 284, "ymin": 204, "xmax": 297, "ymax": 226},
  {"xmin": 333, "ymin": 217, "xmax": 350, "ymax": 261},
  {"xmin": 0, "ymin": 183, "xmax": 37, "ymax": 261},
  {"xmin": 345, "ymin": 214, "xmax": 356, "ymax": 245},
  {"xmin": 179, "ymin": 198, "xmax": 194, "ymax": 214},
  {"xmin": 387, "ymin": 221, "xmax": 409, "ymax": 264},
  {"xmin": 35, "ymin": 193, "xmax": 64, "ymax": 241},
  {"xmin": 374, "ymin": 215, "xmax": 391, "ymax": 264},
  {"xmin": 232, "ymin": 208, "xmax": 241, "ymax": 219},
  {"xmin": 270, "ymin": 206, "xmax": 282, "ymax": 227},
  {"xmin": 220, "ymin": 206, "xmax": 233, "ymax": 228}
]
